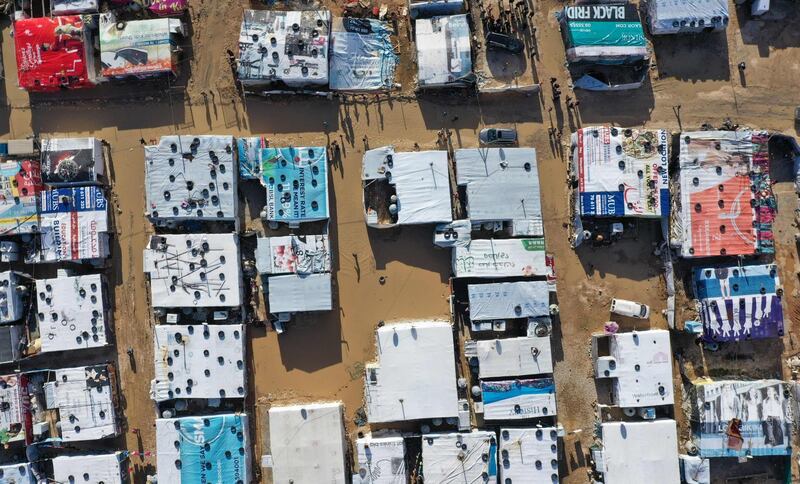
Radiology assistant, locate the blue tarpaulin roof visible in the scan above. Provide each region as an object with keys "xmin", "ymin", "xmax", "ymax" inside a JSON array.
[{"xmin": 330, "ymin": 18, "xmax": 397, "ymax": 91}]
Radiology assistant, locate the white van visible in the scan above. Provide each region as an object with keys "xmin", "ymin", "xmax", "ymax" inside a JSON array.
[{"xmin": 610, "ymin": 298, "xmax": 650, "ymax": 319}]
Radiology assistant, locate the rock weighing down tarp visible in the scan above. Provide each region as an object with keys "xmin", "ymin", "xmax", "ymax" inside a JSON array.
[
  {"xmin": 262, "ymin": 146, "xmax": 329, "ymax": 224},
  {"xmin": 415, "ymin": 15, "xmax": 472, "ymax": 87},
  {"xmin": 99, "ymin": 15, "xmax": 184, "ymax": 78},
  {"xmin": 330, "ymin": 18, "xmax": 398, "ymax": 91},
  {"xmin": 647, "ymin": 0, "xmax": 729, "ymax": 35},
  {"xmin": 14, "ymin": 16, "xmax": 95, "ymax": 91},
  {"xmin": 572, "ymin": 127, "xmax": 669, "ymax": 218},
  {"xmin": 0, "ymin": 159, "xmax": 42, "ymax": 236},
  {"xmin": 694, "ymin": 264, "xmax": 784, "ymax": 342},
  {"xmin": 692, "ymin": 379, "xmax": 791, "ymax": 458}
]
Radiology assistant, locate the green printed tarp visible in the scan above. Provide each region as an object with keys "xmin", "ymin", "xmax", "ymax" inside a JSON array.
[{"xmin": 562, "ymin": 4, "xmax": 647, "ymax": 62}]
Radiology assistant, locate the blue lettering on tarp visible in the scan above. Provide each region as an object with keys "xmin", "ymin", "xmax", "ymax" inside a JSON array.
[
  {"xmin": 41, "ymin": 186, "xmax": 106, "ymax": 213},
  {"xmin": 580, "ymin": 191, "xmax": 624, "ymax": 216}
]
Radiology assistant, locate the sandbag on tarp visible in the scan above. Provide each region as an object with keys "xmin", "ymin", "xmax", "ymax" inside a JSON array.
[
  {"xmin": 561, "ymin": 3, "xmax": 647, "ymax": 62},
  {"xmin": 647, "ymin": 0, "xmax": 728, "ymax": 35}
]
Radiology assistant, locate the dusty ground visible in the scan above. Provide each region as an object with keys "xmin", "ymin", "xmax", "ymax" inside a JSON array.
[{"xmin": 1, "ymin": 0, "xmax": 800, "ymax": 482}]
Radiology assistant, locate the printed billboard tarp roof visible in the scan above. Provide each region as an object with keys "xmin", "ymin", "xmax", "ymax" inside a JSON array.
[
  {"xmin": 262, "ymin": 146, "xmax": 329, "ymax": 223},
  {"xmin": 330, "ymin": 18, "xmax": 397, "ymax": 91},
  {"xmin": 41, "ymin": 137, "xmax": 104, "ymax": 186},
  {"xmin": 452, "ymin": 238, "xmax": 551, "ymax": 278},
  {"xmin": 562, "ymin": 4, "xmax": 647, "ymax": 61},
  {"xmin": 694, "ymin": 264, "xmax": 784, "ymax": 342},
  {"xmin": 481, "ymin": 378, "xmax": 556, "ymax": 420},
  {"xmin": 416, "ymin": 15, "xmax": 472, "ymax": 87},
  {"xmin": 238, "ymin": 10, "xmax": 330, "ymax": 87},
  {"xmin": 455, "ymin": 148, "xmax": 543, "ymax": 233},
  {"xmin": 692, "ymin": 379, "xmax": 791, "ymax": 458},
  {"xmin": 36, "ymin": 186, "xmax": 110, "ymax": 262},
  {"xmin": 572, "ymin": 126, "xmax": 669, "ymax": 218},
  {"xmin": 100, "ymin": 16, "xmax": 183, "ymax": 77},
  {"xmin": 14, "ymin": 16, "xmax": 94, "ymax": 91},
  {"xmin": 0, "ymin": 160, "xmax": 41, "ymax": 236},
  {"xmin": 236, "ymin": 136, "xmax": 266, "ymax": 180},
  {"xmin": 157, "ymin": 414, "xmax": 250, "ymax": 484},
  {"xmin": 674, "ymin": 131, "xmax": 775, "ymax": 258},
  {"xmin": 255, "ymin": 234, "xmax": 331, "ymax": 275}
]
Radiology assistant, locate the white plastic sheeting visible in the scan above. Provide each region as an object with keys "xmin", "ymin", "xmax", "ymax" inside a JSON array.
[
  {"xmin": 330, "ymin": 18, "xmax": 397, "ymax": 91},
  {"xmin": 0, "ymin": 462, "xmax": 34, "ymax": 483},
  {"xmin": 0, "ymin": 374, "xmax": 25, "ymax": 444},
  {"xmin": 53, "ymin": 365, "xmax": 118, "ymax": 442},
  {"xmin": 422, "ymin": 431, "xmax": 497, "ymax": 483},
  {"xmin": 453, "ymin": 239, "xmax": 550, "ymax": 278},
  {"xmin": 415, "ymin": 15, "xmax": 472, "ymax": 87},
  {"xmin": 594, "ymin": 330, "xmax": 673, "ymax": 408},
  {"xmin": 143, "ymin": 233, "xmax": 242, "ymax": 308},
  {"xmin": 145, "ymin": 135, "xmax": 238, "ymax": 222},
  {"xmin": 597, "ymin": 420, "xmax": 680, "ymax": 483},
  {"xmin": 456, "ymin": 148, "xmax": 543, "ymax": 233},
  {"xmin": 499, "ymin": 427, "xmax": 560, "ymax": 484},
  {"xmin": 267, "ymin": 403, "xmax": 347, "ymax": 484},
  {"xmin": 354, "ymin": 434, "xmax": 407, "ymax": 484},
  {"xmin": 468, "ymin": 280, "xmax": 550, "ymax": 321},
  {"xmin": 238, "ymin": 10, "xmax": 330, "ymax": 87},
  {"xmin": 51, "ymin": 453, "xmax": 126, "ymax": 484},
  {"xmin": 151, "ymin": 324, "xmax": 246, "ymax": 402},
  {"xmin": 267, "ymin": 273, "xmax": 332, "ymax": 314},
  {"xmin": 365, "ymin": 321, "xmax": 459, "ymax": 423},
  {"xmin": 680, "ymin": 454, "xmax": 710, "ymax": 484},
  {"xmin": 51, "ymin": 0, "xmax": 98, "ymax": 14},
  {"xmin": 648, "ymin": 0, "xmax": 728, "ymax": 35},
  {"xmin": 476, "ymin": 336, "xmax": 553, "ymax": 378},
  {"xmin": 255, "ymin": 234, "xmax": 331, "ymax": 274},
  {"xmin": 35, "ymin": 273, "xmax": 108, "ymax": 353}
]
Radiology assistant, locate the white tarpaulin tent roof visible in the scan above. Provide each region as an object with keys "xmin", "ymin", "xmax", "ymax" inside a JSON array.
[
  {"xmin": 151, "ymin": 324, "xmax": 246, "ymax": 402},
  {"xmin": 0, "ymin": 462, "xmax": 34, "ymax": 483},
  {"xmin": 453, "ymin": 239, "xmax": 550, "ymax": 278},
  {"xmin": 51, "ymin": 453, "xmax": 126, "ymax": 484},
  {"xmin": 362, "ymin": 147, "xmax": 453, "ymax": 225},
  {"xmin": 267, "ymin": 403, "xmax": 347, "ymax": 484},
  {"xmin": 476, "ymin": 335, "xmax": 553, "ymax": 378},
  {"xmin": 648, "ymin": 0, "xmax": 728, "ymax": 35},
  {"xmin": 594, "ymin": 329, "xmax": 674, "ymax": 408},
  {"xmin": 145, "ymin": 135, "xmax": 237, "ymax": 222},
  {"xmin": 468, "ymin": 280, "xmax": 550, "ymax": 321},
  {"xmin": 422, "ymin": 431, "xmax": 497, "ymax": 482},
  {"xmin": 0, "ymin": 374, "xmax": 25, "ymax": 444},
  {"xmin": 35, "ymin": 273, "xmax": 108, "ymax": 353},
  {"xmin": 0, "ymin": 271, "xmax": 25, "ymax": 324},
  {"xmin": 143, "ymin": 233, "xmax": 242, "ymax": 308},
  {"xmin": 268, "ymin": 273, "xmax": 332, "ymax": 314},
  {"xmin": 53, "ymin": 365, "xmax": 118, "ymax": 441},
  {"xmin": 499, "ymin": 427, "xmax": 560, "ymax": 484},
  {"xmin": 354, "ymin": 433, "xmax": 407, "ymax": 484},
  {"xmin": 365, "ymin": 321, "xmax": 459, "ymax": 423},
  {"xmin": 596, "ymin": 420, "xmax": 680, "ymax": 483},
  {"xmin": 415, "ymin": 15, "xmax": 472, "ymax": 87},
  {"xmin": 456, "ymin": 148, "xmax": 543, "ymax": 235}
]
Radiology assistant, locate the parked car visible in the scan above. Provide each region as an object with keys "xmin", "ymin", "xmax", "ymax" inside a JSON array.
[
  {"xmin": 610, "ymin": 298, "xmax": 650, "ymax": 319},
  {"xmin": 486, "ymin": 32, "xmax": 525, "ymax": 54},
  {"xmin": 479, "ymin": 128, "xmax": 517, "ymax": 146}
]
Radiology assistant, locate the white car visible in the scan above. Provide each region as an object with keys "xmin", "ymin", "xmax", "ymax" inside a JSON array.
[{"xmin": 610, "ymin": 298, "xmax": 650, "ymax": 319}]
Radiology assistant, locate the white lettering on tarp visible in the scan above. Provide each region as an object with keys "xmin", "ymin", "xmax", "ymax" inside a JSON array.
[{"xmin": 565, "ymin": 5, "xmax": 626, "ymax": 20}]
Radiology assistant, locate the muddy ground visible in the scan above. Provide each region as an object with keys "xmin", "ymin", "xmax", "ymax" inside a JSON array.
[{"xmin": 1, "ymin": 0, "xmax": 800, "ymax": 482}]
